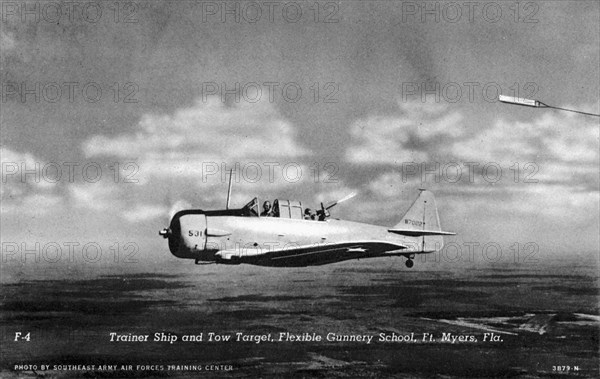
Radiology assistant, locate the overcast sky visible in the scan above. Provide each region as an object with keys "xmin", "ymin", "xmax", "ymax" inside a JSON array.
[{"xmin": 1, "ymin": 1, "xmax": 598, "ymax": 264}]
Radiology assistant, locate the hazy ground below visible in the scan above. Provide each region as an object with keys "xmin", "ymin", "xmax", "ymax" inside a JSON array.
[{"xmin": 1, "ymin": 253, "xmax": 598, "ymax": 378}]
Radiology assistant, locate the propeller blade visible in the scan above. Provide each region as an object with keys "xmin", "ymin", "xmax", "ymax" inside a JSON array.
[{"xmin": 169, "ymin": 200, "xmax": 191, "ymax": 219}]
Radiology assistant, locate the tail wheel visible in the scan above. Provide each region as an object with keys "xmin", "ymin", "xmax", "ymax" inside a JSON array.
[{"xmin": 405, "ymin": 259, "xmax": 414, "ymax": 268}]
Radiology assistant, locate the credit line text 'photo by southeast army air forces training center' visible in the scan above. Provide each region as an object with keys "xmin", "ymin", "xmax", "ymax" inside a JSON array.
[{"xmin": 0, "ymin": 1, "xmax": 599, "ymax": 378}]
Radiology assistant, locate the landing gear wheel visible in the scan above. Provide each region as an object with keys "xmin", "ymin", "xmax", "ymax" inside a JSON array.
[{"xmin": 405, "ymin": 259, "xmax": 414, "ymax": 268}]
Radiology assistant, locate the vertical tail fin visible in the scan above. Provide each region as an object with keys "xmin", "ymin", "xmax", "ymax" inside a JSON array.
[
  {"xmin": 388, "ymin": 190, "xmax": 454, "ymax": 251},
  {"xmin": 394, "ymin": 190, "xmax": 441, "ymax": 232}
]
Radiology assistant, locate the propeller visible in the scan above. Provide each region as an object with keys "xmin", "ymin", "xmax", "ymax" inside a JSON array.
[
  {"xmin": 168, "ymin": 199, "xmax": 191, "ymax": 219},
  {"xmin": 160, "ymin": 192, "xmax": 191, "ymax": 238},
  {"xmin": 317, "ymin": 192, "xmax": 357, "ymax": 221}
]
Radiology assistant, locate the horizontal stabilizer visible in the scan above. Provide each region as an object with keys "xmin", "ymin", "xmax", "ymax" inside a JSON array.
[{"xmin": 388, "ymin": 229, "xmax": 456, "ymax": 237}]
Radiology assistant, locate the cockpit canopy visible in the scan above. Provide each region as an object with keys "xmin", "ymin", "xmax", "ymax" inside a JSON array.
[
  {"xmin": 242, "ymin": 197, "xmax": 260, "ymax": 217},
  {"xmin": 242, "ymin": 197, "xmax": 305, "ymax": 219},
  {"xmin": 273, "ymin": 199, "xmax": 303, "ymax": 219}
]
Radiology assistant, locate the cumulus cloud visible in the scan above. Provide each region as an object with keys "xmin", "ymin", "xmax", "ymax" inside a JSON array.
[
  {"xmin": 346, "ymin": 100, "xmax": 465, "ymax": 164},
  {"xmin": 77, "ymin": 97, "xmax": 313, "ymax": 221},
  {"xmin": 455, "ymin": 110, "xmax": 599, "ymax": 164},
  {"xmin": 1, "ymin": 147, "xmax": 61, "ymax": 215},
  {"xmin": 84, "ymin": 97, "xmax": 308, "ymax": 179},
  {"xmin": 68, "ymin": 181, "xmax": 120, "ymax": 212},
  {"xmin": 454, "ymin": 105, "xmax": 600, "ymax": 193},
  {"xmin": 343, "ymin": 101, "xmax": 599, "ymax": 251}
]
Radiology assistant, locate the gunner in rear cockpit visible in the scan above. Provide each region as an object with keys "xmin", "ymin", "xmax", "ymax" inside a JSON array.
[
  {"xmin": 316, "ymin": 208, "xmax": 329, "ymax": 221},
  {"xmin": 261, "ymin": 201, "xmax": 273, "ymax": 217},
  {"xmin": 304, "ymin": 208, "xmax": 315, "ymax": 220}
]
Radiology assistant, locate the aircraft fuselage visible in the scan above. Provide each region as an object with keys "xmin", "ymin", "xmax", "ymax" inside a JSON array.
[
  {"xmin": 160, "ymin": 191, "xmax": 452, "ymax": 267},
  {"xmin": 166, "ymin": 210, "xmax": 438, "ymax": 266}
]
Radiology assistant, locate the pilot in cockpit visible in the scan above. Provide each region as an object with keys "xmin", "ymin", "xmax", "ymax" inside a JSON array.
[{"xmin": 261, "ymin": 201, "xmax": 273, "ymax": 217}]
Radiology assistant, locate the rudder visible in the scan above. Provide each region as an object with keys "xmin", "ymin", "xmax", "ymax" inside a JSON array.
[
  {"xmin": 388, "ymin": 190, "xmax": 454, "ymax": 252},
  {"xmin": 394, "ymin": 190, "xmax": 440, "ymax": 232}
]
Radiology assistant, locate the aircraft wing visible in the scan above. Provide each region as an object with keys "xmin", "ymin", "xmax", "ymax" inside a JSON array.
[
  {"xmin": 388, "ymin": 228, "xmax": 456, "ymax": 236},
  {"xmin": 216, "ymin": 241, "xmax": 408, "ymax": 267}
]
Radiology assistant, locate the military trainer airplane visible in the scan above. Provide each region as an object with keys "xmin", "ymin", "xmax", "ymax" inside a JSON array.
[{"xmin": 159, "ymin": 178, "xmax": 454, "ymax": 268}]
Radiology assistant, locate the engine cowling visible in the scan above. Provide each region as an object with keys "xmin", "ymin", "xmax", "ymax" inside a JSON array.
[{"xmin": 161, "ymin": 211, "xmax": 209, "ymax": 260}]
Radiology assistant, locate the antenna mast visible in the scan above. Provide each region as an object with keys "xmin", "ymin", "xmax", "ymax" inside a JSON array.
[
  {"xmin": 422, "ymin": 200, "xmax": 426, "ymax": 251},
  {"xmin": 226, "ymin": 168, "xmax": 233, "ymax": 209}
]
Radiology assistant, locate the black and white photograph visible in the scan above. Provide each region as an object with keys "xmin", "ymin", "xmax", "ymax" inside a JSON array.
[{"xmin": 1, "ymin": 0, "xmax": 599, "ymax": 377}]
